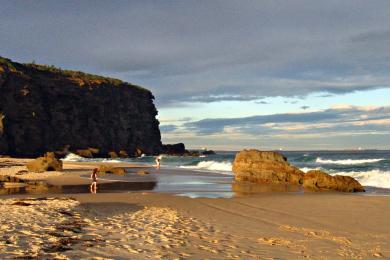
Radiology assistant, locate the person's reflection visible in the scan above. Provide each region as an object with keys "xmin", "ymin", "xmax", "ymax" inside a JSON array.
[{"xmin": 90, "ymin": 168, "xmax": 98, "ymax": 194}]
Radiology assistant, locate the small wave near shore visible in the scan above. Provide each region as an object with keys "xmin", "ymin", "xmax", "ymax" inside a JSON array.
[{"xmin": 315, "ymin": 157, "xmax": 385, "ymax": 165}]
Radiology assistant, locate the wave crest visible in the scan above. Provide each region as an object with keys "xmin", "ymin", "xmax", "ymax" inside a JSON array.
[
  {"xmin": 180, "ymin": 161, "xmax": 232, "ymax": 173},
  {"xmin": 332, "ymin": 170, "xmax": 390, "ymax": 189},
  {"xmin": 61, "ymin": 153, "xmax": 85, "ymax": 162},
  {"xmin": 315, "ymin": 157, "xmax": 384, "ymax": 165}
]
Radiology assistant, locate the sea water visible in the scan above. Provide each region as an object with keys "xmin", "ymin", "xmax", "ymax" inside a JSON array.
[{"xmin": 63, "ymin": 150, "xmax": 390, "ymax": 190}]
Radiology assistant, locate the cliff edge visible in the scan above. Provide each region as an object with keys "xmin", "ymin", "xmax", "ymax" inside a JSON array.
[{"xmin": 0, "ymin": 56, "xmax": 162, "ymax": 157}]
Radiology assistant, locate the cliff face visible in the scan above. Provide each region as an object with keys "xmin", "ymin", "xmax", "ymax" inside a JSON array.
[{"xmin": 0, "ymin": 57, "xmax": 162, "ymax": 157}]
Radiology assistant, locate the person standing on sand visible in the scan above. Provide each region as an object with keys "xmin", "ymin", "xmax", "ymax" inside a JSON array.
[
  {"xmin": 155, "ymin": 155, "xmax": 162, "ymax": 169},
  {"xmin": 90, "ymin": 168, "xmax": 98, "ymax": 193}
]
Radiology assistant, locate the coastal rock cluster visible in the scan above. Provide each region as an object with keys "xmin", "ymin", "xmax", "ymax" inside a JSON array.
[
  {"xmin": 232, "ymin": 149, "xmax": 365, "ymax": 192},
  {"xmin": 0, "ymin": 56, "xmax": 162, "ymax": 158}
]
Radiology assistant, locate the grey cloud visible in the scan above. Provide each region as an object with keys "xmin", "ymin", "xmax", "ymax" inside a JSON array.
[
  {"xmin": 301, "ymin": 106, "xmax": 310, "ymax": 110},
  {"xmin": 159, "ymin": 125, "xmax": 177, "ymax": 133},
  {"xmin": 184, "ymin": 106, "xmax": 390, "ymax": 135},
  {"xmin": 1, "ymin": 1, "xmax": 390, "ymax": 105}
]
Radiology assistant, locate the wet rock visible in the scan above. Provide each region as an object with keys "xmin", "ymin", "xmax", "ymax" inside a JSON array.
[
  {"xmin": 135, "ymin": 147, "xmax": 143, "ymax": 157},
  {"xmin": 137, "ymin": 170, "xmax": 150, "ymax": 175},
  {"xmin": 303, "ymin": 170, "xmax": 365, "ymax": 192},
  {"xmin": 98, "ymin": 165, "xmax": 125, "ymax": 175},
  {"xmin": 108, "ymin": 151, "xmax": 118, "ymax": 158},
  {"xmin": 75, "ymin": 147, "xmax": 100, "ymax": 158},
  {"xmin": 232, "ymin": 149, "xmax": 304, "ymax": 185},
  {"xmin": 202, "ymin": 150, "xmax": 216, "ymax": 155},
  {"xmin": 26, "ymin": 152, "xmax": 63, "ymax": 172},
  {"xmin": 119, "ymin": 150, "xmax": 129, "ymax": 158}
]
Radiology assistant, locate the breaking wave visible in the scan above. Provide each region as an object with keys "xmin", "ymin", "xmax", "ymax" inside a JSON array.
[
  {"xmin": 180, "ymin": 161, "xmax": 233, "ymax": 174},
  {"xmin": 61, "ymin": 153, "xmax": 121, "ymax": 163},
  {"xmin": 61, "ymin": 153, "xmax": 85, "ymax": 162},
  {"xmin": 315, "ymin": 157, "xmax": 385, "ymax": 165},
  {"xmin": 331, "ymin": 170, "xmax": 390, "ymax": 189}
]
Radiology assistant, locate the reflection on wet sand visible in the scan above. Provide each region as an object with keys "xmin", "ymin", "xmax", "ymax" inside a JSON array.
[
  {"xmin": 0, "ymin": 181, "xmax": 157, "ymax": 195},
  {"xmin": 232, "ymin": 181, "xmax": 303, "ymax": 196}
]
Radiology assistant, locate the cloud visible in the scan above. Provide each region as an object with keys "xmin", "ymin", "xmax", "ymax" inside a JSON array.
[
  {"xmin": 301, "ymin": 106, "xmax": 310, "ymax": 110},
  {"xmin": 1, "ymin": 1, "xmax": 390, "ymax": 106},
  {"xmin": 159, "ymin": 124, "xmax": 177, "ymax": 133},
  {"xmin": 184, "ymin": 105, "xmax": 390, "ymax": 136}
]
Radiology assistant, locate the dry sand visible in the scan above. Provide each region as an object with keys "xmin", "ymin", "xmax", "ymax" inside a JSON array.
[{"xmin": 0, "ymin": 192, "xmax": 389, "ymax": 259}]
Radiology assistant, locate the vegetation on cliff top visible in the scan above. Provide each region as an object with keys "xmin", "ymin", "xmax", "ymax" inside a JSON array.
[{"xmin": 0, "ymin": 56, "xmax": 149, "ymax": 92}]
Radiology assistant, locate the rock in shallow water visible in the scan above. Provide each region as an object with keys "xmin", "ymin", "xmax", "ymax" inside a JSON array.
[
  {"xmin": 232, "ymin": 149, "xmax": 304, "ymax": 185},
  {"xmin": 232, "ymin": 149, "xmax": 365, "ymax": 192},
  {"xmin": 303, "ymin": 170, "xmax": 365, "ymax": 192}
]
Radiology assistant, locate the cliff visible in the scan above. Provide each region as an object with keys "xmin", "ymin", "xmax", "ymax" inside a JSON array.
[{"xmin": 0, "ymin": 56, "xmax": 162, "ymax": 157}]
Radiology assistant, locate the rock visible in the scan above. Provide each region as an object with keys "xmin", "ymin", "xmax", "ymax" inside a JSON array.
[
  {"xmin": 135, "ymin": 147, "xmax": 143, "ymax": 157},
  {"xmin": 118, "ymin": 150, "xmax": 129, "ymax": 158},
  {"xmin": 137, "ymin": 170, "xmax": 150, "ymax": 175},
  {"xmin": 0, "ymin": 56, "xmax": 162, "ymax": 158},
  {"xmin": 232, "ymin": 149, "xmax": 304, "ymax": 185},
  {"xmin": 108, "ymin": 151, "xmax": 118, "ymax": 158},
  {"xmin": 162, "ymin": 143, "xmax": 186, "ymax": 155},
  {"xmin": 26, "ymin": 152, "xmax": 63, "ymax": 172},
  {"xmin": 98, "ymin": 165, "xmax": 125, "ymax": 175},
  {"xmin": 303, "ymin": 170, "xmax": 365, "ymax": 192},
  {"xmin": 75, "ymin": 149, "xmax": 93, "ymax": 158},
  {"xmin": 202, "ymin": 150, "xmax": 216, "ymax": 155}
]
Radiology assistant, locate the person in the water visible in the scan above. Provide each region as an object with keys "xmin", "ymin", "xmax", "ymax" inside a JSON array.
[
  {"xmin": 90, "ymin": 168, "xmax": 98, "ymax": 193},
  {"xmin": 155, "ymin": 155, "xmax": 162, "ymax": 169}
]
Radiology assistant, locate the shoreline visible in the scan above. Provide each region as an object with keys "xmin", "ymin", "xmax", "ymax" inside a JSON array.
[{"xmin": 1, "ymin": 157, "xmax": 390, "ymax": 197}]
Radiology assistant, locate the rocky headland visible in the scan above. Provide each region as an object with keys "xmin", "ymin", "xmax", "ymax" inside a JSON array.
[{"xmin": 0, "ymin": 56, "xmax": 162, "ymax": 158}]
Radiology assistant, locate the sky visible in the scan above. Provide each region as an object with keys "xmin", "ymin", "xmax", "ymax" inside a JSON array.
[{"xmin": 1, "ymin": 0, "xmax": 389, "ymax": 150}]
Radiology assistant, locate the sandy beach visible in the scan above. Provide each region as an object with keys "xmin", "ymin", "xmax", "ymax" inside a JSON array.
[
  {"xmin": 1, "ymin": 158, "xmax": 390, "ymax": 259},
  {"xmin": 1, "ymin": 192, "xmax": 389, "ymax": 259}
]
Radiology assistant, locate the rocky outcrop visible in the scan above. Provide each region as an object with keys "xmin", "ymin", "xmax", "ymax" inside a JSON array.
[
  {"xmin": 26, "ymin": 152, "xmax": 63, "ymax": 172},
  {"xmin": 232, "ymin": 149, "xmax": 364, "ymax": 192},
  {"xmin": 162, "ymin": 143, "xmax": 186, "ymax": 155},
  {"xmin": 162, "ymin": 143, "xmax": 203, "ymax": 157},
  {"xmin": 232, "ymin": 150, "xmax": 304, "ymax": 185},
  {"xmin": 97, "ymin": 165, "xmax": 125, "ymax": 176},
  {"xmin": 303, "ymin": 170, "xmax": 365, "ymax": 192},
  {"xmin": 0, "ymin": 56, "xmax": 162, "ymax": 158}
]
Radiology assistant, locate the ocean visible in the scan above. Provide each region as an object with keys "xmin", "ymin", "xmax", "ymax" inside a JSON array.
[{"xmin": 64, "ymin": 150, "xmax": 390, "ymax": 190}]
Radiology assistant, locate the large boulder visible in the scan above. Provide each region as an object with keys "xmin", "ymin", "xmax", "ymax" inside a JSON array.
[
  {"xmin": 303, "ymin": 170, "xmax": 365, "ymax": 192},
  {"xmin": 26, "ymin": 152, "xmax": 63, "ymax": 172},
  {"xmin": 232, "ymin": 150, "xmax": 304, "ymax": 185}
]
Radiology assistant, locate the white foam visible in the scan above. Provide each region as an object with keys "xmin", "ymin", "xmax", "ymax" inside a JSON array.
[
  {"xmin": 315, "ymin": 157, "xmax": 385, "ymax": 165},
  {"xmin": 180, "ymin": 161, "xmax": 233, "ymax": 174},
  {"xmin": 61, "ymin": 153, "xmax": 85, "ymax": 162},
  {"xmin": 300, "ymin": 167, "xmax": 321, "ymax": 173},
  {"xmin": 61, "ymin": 153, "xmax": 122, "ymax": 163},
  {"xmin": 330, "ymin": 170, "xmax": 390, "ymax": 189}
]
